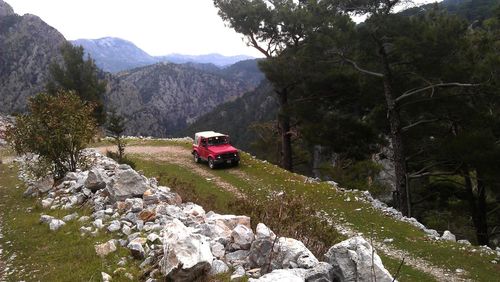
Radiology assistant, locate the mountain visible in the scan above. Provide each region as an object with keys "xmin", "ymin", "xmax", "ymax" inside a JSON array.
[
  {"xmin": 0, "ymin": 0, "xmax": 66, "ymax": 114},
  {"xmin": 157, "ymin": 53, "xmax": 255, "ymax": 67},
  {"xmin": 71, "ymin": 37, "xmax": 256, "ymax": 73},
  {"xmin": 401, "ymin": 0, "xmax": 498, "ymax": 21},
  {"xmin": 105, "ymin": 62, "xmax": 261, "ymax": 137},
  {"xmin": 72, "ymin": 37, "xmax": 157, "ymax": 73}
]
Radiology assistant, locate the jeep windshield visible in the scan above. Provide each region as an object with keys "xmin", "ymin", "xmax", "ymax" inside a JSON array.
[{"xmin": 207, "ymin": 136, "xmax": 228, "ymax": 146}]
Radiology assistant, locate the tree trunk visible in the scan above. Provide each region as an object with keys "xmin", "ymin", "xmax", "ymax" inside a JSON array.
[
  {"xmin": 476, "ymin": 172, "xmax": 489, "ymax": 245},
  {"xmin": 379, "ymin": 46, "xmax": 409, "ymax": 216},
  {"xmin": 465, "ymin": 169, "xmax": 490, "ymax": 245},
  {"xmin": 277, "ymin": 88, "xmax": 293, "ymax": 171}
]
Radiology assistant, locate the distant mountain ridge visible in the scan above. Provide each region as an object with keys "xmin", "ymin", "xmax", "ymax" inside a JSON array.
[{"xmin": 71, "ymin": 37, "xmax": 255, "ymax": 73}]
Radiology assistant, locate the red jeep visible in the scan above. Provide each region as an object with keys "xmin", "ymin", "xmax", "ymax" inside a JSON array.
[{"xmin": 192, "ymin": 131, "xmax": 240, "ymax": 169}]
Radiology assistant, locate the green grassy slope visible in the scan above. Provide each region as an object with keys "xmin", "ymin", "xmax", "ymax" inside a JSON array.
[{"xmin": 118, "ymin": 139, "xmax": 499, "ymax": 282}]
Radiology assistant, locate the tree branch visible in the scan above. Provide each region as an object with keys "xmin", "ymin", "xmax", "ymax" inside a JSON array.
[
  {"xmin": 343, "ymin": 58, "xmax": 384, "ymax": 78},
  {"xmin": 395, "ymin": 82, "xmax": 480, "ymax": 103},
  {"xmin": 249, "ymin": 34, "xmax": 272, "ymax": 58},
  {"xmin": 402, "ymin": 119, "xmax": 439, "ymax": 132}
]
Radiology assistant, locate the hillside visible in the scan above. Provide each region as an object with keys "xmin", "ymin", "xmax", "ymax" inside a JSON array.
[
  {"xmin": 0, "ymin": 0, "xmax": 65, "ymax": 114},
  {"xmin": 1, "ymin": 139, "xmax": 499, "ymax": 281},
  {"xmin": 105, "ymin": 62, "xmax": 262, "ymax": 137}
]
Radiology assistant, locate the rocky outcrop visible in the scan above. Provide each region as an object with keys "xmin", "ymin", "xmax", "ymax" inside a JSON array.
[
  {"xmin": 0, "ymin": 0, "xmax": 66, "ymax": 114},
  {"xmin": 17, "ymin": 149, "xmax": 394, "ymax": 281}
]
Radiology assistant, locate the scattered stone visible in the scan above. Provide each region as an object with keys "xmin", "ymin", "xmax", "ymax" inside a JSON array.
[
  {"xmin": 231, "ymin": 265, "xmax": 246, "ymax": 280},
  {"xmin": 383, "ymin": 238, "xmax": 394, "ymax": 243},
  {"xmin": 62, "ymin": 212, "xmax": 79, "ymax": 222},
  {"xmin": 41, "ymin": 198, "xmax": 54, "ymax": 209},
  {"xmin": 210, "ymin": 241, "xmax": 225, "ymax": 259},
  {"xmin": 40, "ymin": 214, "xmax": 54, "ymax": 224},
  {"xmin": 107, "ymin": 220, "xmax": 121, "ymax": 232},
  {"xmin": 101, "ymin": 272, "xmax": 112, "ymax": 281},
  {"xmin": 95, "ymin": 240, "xmax": 117, "ymax": 257},
  {"xmin": 49, "ymin": 219, "xmax": 66, "ymax": 231},
  {"xmin": 138, "ymin": 210, "xmax": 156, "ymax": 222},
  {"xmin": 457, "ymin": 239, "xmax": 471, "ymax": 245},
  {"xmin": 78, "ymin": 216, "xmax": 90, "ymax": 222},
  {"xmin": 273, "ymin": 237, "xmax": 318, "ymax": 269},
  {"xmin": 209, "ymin": 259, "xmax": 229, "ymax": 276},
  {"xmin": 127, "ymin": 239, "xmax": 146, "ymax": 260}
]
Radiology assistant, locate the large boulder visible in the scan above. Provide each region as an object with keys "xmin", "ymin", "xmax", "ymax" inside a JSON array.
[
  {"xmin": 84, "ymin": 168, "xmax": 106, "ymax": 191},
  {"xmin": 160, "ymin": 219, "xmax": 214, "ymax": 282},
  {"xmin": 273, "ymin": 237, "xmax": 319, "ymax": 269},
  {"xmin": 107, "ymin": 168, "xmax": 150, "ymax": 201},
  {"xmin": 324, "ymin": 236, "xmax": 393, "ymax": 282}
]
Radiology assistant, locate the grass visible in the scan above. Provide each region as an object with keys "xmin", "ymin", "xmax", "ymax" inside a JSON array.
[
  {"xmin": 124, "ymin": 140, "xmax": 500, "ymax": 281},
  {"xmin": 0, "ymin": 159, "xmax": 142, "ymax": 281}
]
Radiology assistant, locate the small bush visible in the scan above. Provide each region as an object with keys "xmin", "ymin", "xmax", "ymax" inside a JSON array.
[
  {"xmin": 6, "ymin": 91, "xmax": 97, "ymax": 179},
  {"xmin": 106, "ymin": 150, "xmax": 136, "ymax": 169}
]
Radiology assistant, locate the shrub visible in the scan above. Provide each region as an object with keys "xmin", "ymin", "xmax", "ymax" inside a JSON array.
[{"xmin": 6, "ymin": 91, "xmax": 97, "ymax": 179}]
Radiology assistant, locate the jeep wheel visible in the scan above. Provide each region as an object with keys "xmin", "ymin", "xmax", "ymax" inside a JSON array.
[
  {"xmin": 193, "ymin": 152, "xmax": 200, "ymax": 163},
  {"xmin": 232, "ymin": 160, "xmax": 239, "ymax": 167},
  {"xmin": 208, "ymin": 157, "xmax": 215, "ymax": 169}
]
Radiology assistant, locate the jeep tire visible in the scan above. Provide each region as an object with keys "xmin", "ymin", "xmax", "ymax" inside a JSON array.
[
  {"xmin": 208, "ymin": 157, "xmax": 215, "ymax": 169},
  {"xmin": 193, "ymin": 152, "xmax": 200, "ymax": 163}
]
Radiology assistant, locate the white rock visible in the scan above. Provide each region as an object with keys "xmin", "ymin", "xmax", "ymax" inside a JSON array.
[
  {"xmin": 49, "ymin": 219, "xmax": 66, "ymax": 231},
  {"xmin": 107, "ymin": 220, "xmax": 121, "ymax": 232},
  {"xmin": 248, "ymin": 269, "xmax": 305, "ymax": 282},
  {"xmin": 125, "ymin": 198, "xmax": 143, "ymax": 212},
  {"xmin": 255, "ymin": 223, "xmax": 276, "ymax": 240},
  {"xmin": 147, "ymin": 233, "xmax": 160, "ymax": 243},
  {"xmin": 78, "ymin": 216, "xmax": 90, "ymax": 222},
  {"xmin": 231, "ymin": 224, "xmax": 255, "ymax": 250},
  {"xmin": 160, "ymin": 219, "xmax": 213, "ymax": 281},
  {"xmin": 95, "ymin": 240, "xmax": 117, "ymax": 257},
  {"xmin": 273, "ymin": 237, "xmax": 318, "ymax": 269},
  {"xmin": 210, "ymin": 241, "xmax": 225, "ymax": 259},
  {"xmin": 101, "ymin": 272, "xmax": 112, "ymax": 281},
  {"xmin": 41, "ymin": 198, "xmax": 54, "ymax": 209},
  {"xmin": 209, "ymin": 259, "xmax": 229, "ymax": 276},
  {"xmin": 62, "ymin": 212, "xmax": 79, "ymax": 222},
  {"xmin": 40, "ymin": 214, "xmax": 54, "ymax": 224},
  {"xmin": 93, "ymin": 219, "xmax": 104, "ymax": 229},
  {"xmin": 231, "ymin": 265, "xmax": 246, "ymax": 280},
  {"xmin": 122, "ymin": 225, "xmax": 132, "ymax": 236},
  {"xmin": 441, "ymin": 230, "xmax": 456, "ymax": 242},
  {"xmin": 325, "ymin": 236, "xmax": 393, "ymax": 282},
  {"xmin": 127, "ymin": 239, "xmax": 146, "ymax": 259}
]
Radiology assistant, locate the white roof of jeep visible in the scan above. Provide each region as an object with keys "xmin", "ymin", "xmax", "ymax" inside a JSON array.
[{"xmin": 194, "ymin": 131, "xmax": 227, "ymax": 140}]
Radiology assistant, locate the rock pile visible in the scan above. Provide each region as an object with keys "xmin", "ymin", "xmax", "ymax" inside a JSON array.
[
  {"xmin": 19, "ymin": 149, "xmax": 394, "ymax": 281},
  {"xmin": 0, "ymin": 115, "xmax": 14, "ymax": 147}
]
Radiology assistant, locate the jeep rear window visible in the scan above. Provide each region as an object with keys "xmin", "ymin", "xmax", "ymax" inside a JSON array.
[{"xmin": 208, "ymin": 136, "xmax": 228, "ymax": 146}]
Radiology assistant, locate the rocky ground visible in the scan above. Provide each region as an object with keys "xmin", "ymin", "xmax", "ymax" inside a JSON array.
[
  {"xmin": 14, "ymin": 149, "xmax": 395, "ymax": 281},
  {"xmin": 96, "ymin": 143, "xmax": 500, "ymax": 281}
]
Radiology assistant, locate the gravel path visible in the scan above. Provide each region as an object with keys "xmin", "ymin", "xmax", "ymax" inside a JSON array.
[{"xmin": 95, "ymin": 145, "xmax": 470, "ymax": 282}]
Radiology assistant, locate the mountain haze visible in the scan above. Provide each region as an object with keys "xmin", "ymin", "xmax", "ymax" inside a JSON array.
[
  {"xmin": 72, "ymin": 37, "xmax": 255, "ymax": 73},
  {"xmin": 72, "ymin": 37, "xmax": 157, "ymax": 73}
]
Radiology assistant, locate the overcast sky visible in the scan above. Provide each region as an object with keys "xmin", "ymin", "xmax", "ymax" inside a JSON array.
[{"xmin": 6, "ymin": 0, "xmax": 439, "ymax": 57}]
